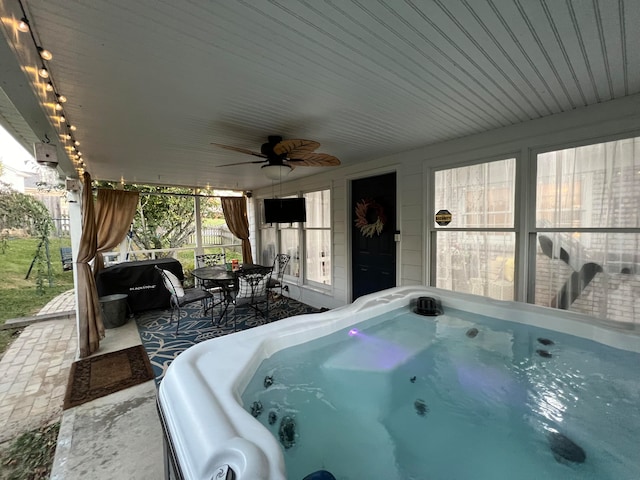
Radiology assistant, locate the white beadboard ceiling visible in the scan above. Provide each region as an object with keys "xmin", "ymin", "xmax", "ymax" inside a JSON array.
[{"xmin": 0, "ymin": 0, "xmax": 638, "ymax": 190}]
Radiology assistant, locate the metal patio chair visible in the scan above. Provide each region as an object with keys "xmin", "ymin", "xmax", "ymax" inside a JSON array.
[
  {"xmin": 231, "ymin": 265, "xmax": 273, "ymax": 325},
  {"xmin": 267, "ymin": 253, "xmax": 291, "ymax": 301},
  {"xmin": 195, "ymin": 252, "xmax": 228, "ymax": 298},
  {"xmin": 156, "ymin": 266, "xmax": 213, "ymax": 334}
]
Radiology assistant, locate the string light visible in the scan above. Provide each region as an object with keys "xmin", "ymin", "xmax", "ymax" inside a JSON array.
[
  {"xmin": 16, "ymin": 0, "xmax": 86, "ymax": 174},
  {"xmin": 37, "ymin": 47, "xmax": 52, "ymax": 60},
  {"xmin": 17, "ymin": 17, "xmax": 29, "ymax": 32}
]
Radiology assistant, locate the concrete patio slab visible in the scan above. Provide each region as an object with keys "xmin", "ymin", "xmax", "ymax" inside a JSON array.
[{"xmin": 50, "ymin": 380, "xmax": 163, "ymax": 480}]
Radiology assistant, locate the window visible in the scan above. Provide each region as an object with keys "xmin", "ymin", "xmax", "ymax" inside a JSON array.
[
  {"xmin": 304, "ymin": 189, "xmax": 331, "ymax": 286},
  {"xmin": 258, "ymin": 223, "xmax": 276, "ymax": 267},
  {"xmin": 258, "ymin": 188, "xmax": 331, "ymax": 287},
  {"xmin": 279, "ymin": 223, "xmax": 300, "ymax": 277},
  {"xmin": 534, "ymin": 137, "xmax": 640, "ymax": 322},
  {"xmin": 433, "ymin": 158, "xmax": 517, "ymax": 300}
]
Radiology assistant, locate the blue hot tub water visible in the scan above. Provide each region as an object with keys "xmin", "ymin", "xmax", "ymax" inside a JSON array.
[{"xmin": 241, "ymin": 307, "xmax": 640, "ymax": 480}]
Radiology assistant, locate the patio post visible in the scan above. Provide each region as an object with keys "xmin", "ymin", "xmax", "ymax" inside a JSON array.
[
  {"xmin": 67, "ymin": 184, "xmax": 83, "ymax": 360},
  {"xmin": 194, "ymin": 194, "xmax": 203, "ymax": 256}
]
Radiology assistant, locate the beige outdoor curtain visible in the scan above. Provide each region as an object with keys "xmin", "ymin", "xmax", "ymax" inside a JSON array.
[
  {"xmin": 221, "ymin": 196, "xmax": 253, "ymax": 264},
  {"xmin": 76, "ymin": 172, "xmax": 104, "ymax": 357},
  {"xmin": 94, "ymin": 189, "xmax": 140, "ymax": 272}
]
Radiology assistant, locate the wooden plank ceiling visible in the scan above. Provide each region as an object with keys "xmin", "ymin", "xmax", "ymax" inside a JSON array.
[{"xmin": 0, "ymin": 0, "xmax": 638, "ymax": 189}]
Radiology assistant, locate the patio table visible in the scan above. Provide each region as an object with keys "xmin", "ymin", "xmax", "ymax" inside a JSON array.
[{"xmin": 191, "ymin": 264, "xmax": 265, "ymax": 321}]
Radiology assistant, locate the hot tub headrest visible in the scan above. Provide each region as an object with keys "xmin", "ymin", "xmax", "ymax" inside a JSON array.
[{"xmin": 415, "ymin": 296, "xmax": 443, "ymax": 316}]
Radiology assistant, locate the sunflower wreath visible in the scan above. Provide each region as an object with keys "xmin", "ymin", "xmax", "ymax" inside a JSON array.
[{"xmin": 354, "ymin": 198, "xmax": 386, "ymax": 237}]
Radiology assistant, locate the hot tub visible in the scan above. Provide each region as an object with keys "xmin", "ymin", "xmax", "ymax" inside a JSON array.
[{"xmin": 156, "ymin": 286, "xmax": 640, "ymax": 480}]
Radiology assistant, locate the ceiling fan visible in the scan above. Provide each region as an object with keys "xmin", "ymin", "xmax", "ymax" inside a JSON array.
[{"xmin": 211, "ymin": 136, "xmax": 340, "ymax": 179}]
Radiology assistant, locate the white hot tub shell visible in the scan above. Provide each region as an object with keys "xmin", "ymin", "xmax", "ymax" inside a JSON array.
[{"xmin": 156, "ymin": 286, "xmax": 639, "ymax": 480}]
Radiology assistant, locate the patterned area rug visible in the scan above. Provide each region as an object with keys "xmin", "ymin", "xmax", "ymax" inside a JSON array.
[
  {"xmin": 136, "ymin": 298, "xmax": 322, "ymax": 383},
  {"xmin": 63, "ymin": 345, "xmax": 154, "ymax": 409}
]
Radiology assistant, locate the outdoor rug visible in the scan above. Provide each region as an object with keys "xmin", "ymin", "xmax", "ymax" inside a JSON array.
[
  {"xmin": 136, "ymin": 298, "xmax": 323, "ymax": 384},
  {"xmin": 63, "ymin": 345, "xmax": 155, "ymax": 409}
]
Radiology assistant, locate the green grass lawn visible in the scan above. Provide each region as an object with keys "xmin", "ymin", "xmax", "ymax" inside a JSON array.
[
  {"xmin": 0, "ymin": 238, "xmax": 73, "ymax": 479},
  {"xmin": 0, "ymin": 237, "xmax": 74, "ymax": 354}
]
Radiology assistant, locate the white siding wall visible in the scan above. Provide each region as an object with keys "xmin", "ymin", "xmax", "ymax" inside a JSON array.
[{"xmin": 252, "ymin": 94, "xmax": 640, "ymax": 310}]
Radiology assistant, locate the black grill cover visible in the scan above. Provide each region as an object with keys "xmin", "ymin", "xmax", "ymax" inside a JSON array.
[{"xmin": 95, "ymin": 258, "xmax": 184, "ymax": 313}]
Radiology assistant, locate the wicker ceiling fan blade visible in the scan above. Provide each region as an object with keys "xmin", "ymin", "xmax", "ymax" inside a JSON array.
[
  {"xmin": 286, "ymin": 153, "xmax": 341, "ymax": 167},
  {"xmin": 273, "ymin": 139, "xmax": 320, "ymax": 156},
  {"xmin": 210, "ymin": 143, "xmax": 266, "ymax": 158},
  {"xmin": 215, "ymin": 159, "xmax": 268, "ymax": 167}
]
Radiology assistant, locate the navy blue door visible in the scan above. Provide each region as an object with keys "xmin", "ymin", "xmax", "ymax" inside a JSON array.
[{"xmin": 351, "ymin": 172, "xmax": 396, "ymax": 300}]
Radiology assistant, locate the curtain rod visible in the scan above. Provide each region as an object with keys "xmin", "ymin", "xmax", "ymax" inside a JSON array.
[
  {"xmin": 137, "ymin": 191, "xmax": 243, "ymax": 199},
  {"xmin": 94, "ymin": 188, "xmax": 244, "ymax": 199}
]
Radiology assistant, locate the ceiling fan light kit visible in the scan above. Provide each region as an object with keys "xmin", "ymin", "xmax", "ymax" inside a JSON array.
[{"xmin": 262, "ymin": 164, "xmax": 292, "ymax": 181}]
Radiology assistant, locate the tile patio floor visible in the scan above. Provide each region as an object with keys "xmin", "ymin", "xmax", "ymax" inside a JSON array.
[{"xmin": 0, "ymin": 290, "xmax": 163, "ymax": 479}]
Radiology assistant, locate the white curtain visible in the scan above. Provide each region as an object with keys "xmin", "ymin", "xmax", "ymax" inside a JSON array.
[{"xmin": 534, "ymin": 136, "xmax": 640, "ymax": 323}]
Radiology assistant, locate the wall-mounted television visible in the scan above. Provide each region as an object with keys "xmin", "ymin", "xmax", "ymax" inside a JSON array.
[{"xmin": 264, "ymin": 198, "xmax": 306, "ymax": 224}]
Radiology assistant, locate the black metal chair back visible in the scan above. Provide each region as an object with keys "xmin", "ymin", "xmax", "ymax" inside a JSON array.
[
  {"xmin": 195, "ymin": 253, "xmax": 228, "ymax": 293},
  {"xmin": 233, "ymin": 265, "xmax": 273, "ymax": 321},
  {"xmin": 267, "ymin": 253, "xmax": 291, "ymax": 297},
  {"xmin": 156, "ymin": 266, "xmax": 214, "ymax": 334},
  {"xmin": 195, "ymin": 253, "xmax": 226, "ymax": 267}
]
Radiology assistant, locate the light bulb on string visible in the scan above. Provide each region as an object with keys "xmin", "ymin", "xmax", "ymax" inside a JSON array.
[
  {"xmin": 17, "ymin": 18, "xmax": 29, "ymax": 32},
  {"xmin": 37, "ymin": 47, "xmax": 52, "ymax": 61},
  {"xmin": 59, "ymin": 115, "xmax": 66, "ymax": 123},
  {"xmin": 69, "ymin": 125, "xmax": 76, "ymax": 131},
  {"xmin": 57, "ymin": 94, "xmax": 67, "ymax": 103},
  {"xmin": 46, "ymin": 82, "xmax": 54, "ymax": 92},
  {"xmin": 55, "ymin": 102, "xmax": 63, "ymax": 111},
  {"xmin": 74, "ymin": 140, "xmax": 80, "ymax": 146},
  {"xmin": 38, "ymin": 67, "xmax": 49, "ymax": 78},
  {"xmin": 65, "ymin": 133, "xmax": 71, "ymax": 140}
]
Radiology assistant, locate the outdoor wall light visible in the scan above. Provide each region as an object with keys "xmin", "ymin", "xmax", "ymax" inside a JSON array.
[{"xmin": 262, "ymin": 164, "xmax": 292, "ymax": 181}]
